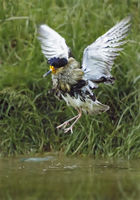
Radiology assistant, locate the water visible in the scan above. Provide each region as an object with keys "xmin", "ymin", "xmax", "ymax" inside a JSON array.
[{"xmin": 0, "ymin": 154, "xmax": 140, "ymax": 200}]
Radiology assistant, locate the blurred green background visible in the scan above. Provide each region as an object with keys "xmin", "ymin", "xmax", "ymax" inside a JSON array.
[{"xmin": 0, "ymin": 0, "xmax": 139, "ymax": 157}]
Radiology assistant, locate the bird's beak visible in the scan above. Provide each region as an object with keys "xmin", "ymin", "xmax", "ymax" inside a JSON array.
[
  {"xmin": 43, "ymin": 69, "xmax": 52, "ymax": 78},
  {"xmin": 43, "ymin": 66, "xmax": 56, "ymax": 78}
]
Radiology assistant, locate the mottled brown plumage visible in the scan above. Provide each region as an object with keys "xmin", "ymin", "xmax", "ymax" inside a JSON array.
[{"xmin": 52, "ymin": 57, "xmax": 83, "ymax": 92}]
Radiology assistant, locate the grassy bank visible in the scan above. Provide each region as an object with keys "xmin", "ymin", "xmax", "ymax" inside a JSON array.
[{"xmin": 0, "ymin": 0, "xmax": 139, "ymax": 157}]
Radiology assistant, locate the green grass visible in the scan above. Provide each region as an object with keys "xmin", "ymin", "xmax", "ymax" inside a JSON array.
[{"xmin": 0, "ymin": 0, "xmax": 139, "ymax": 157}]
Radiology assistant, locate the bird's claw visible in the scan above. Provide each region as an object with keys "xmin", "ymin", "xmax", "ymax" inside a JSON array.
[
  {"xmin": 56, "ymin": 122, "xmax": 69, "ymax": 129},
  {"xmin": 57, "ymin": 123, "xmax": 73, "ymax": 133},
  {"xmin": 64, "ymin": 126, "xmax": 73, "ymax": 133},
  {"xmin": 57, "ymin": 111, "xmax": 82, "ymax": 133}
]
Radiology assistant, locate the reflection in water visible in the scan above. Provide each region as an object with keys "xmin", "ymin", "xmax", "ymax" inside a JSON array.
[{"xmin": 0, "ymin": 155, "xmax": 140, "ymax": 200}]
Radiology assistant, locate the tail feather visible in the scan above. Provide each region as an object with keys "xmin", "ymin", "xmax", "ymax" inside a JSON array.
[{"xmin": 86, "ymin": 100, "xmax": 109, "ymax": 114}]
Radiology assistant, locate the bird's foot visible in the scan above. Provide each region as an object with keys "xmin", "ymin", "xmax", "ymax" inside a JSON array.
[
  {"xmin": 64, "ymin": 126, "xmax": 73, "ymax": 133},
  {"xmin": 57, "ymin": 109, "xmax": 82, "ymax": 133},
  {"xmin": 56, "ymin": 121, "xmax": 70, "ymax": 129},
  {"xmin": 56, "ymin": 115, "xmax": 78, "ymax": 130}
]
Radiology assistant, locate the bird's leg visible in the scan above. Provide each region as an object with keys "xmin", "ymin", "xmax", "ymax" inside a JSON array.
[
  {"xmin": 56, "ymin": 114, "xmax": 79, "ymax": 130},
  {"xmin": 64, "ymin": 108, "xmax": 82, "ymax": 133}
]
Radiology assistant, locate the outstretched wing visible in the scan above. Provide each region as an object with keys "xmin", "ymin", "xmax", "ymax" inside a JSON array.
[
  {"xmin": 38, "ymin": 25, "xmax": 70, "ymax": 63},
  {"xmin": 82, "ymin": 17, "xmax": 131, "ymax": 88}
]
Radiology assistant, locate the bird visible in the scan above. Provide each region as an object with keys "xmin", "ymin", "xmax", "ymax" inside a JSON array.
[{"xmin": 38, "ymin": 17, "xmax": 131, "ymax": 133}]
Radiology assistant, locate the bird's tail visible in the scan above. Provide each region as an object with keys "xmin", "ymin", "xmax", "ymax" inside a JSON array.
[{"xmin": 87, "ymin": 100, "xmax": 110, "ymax": 114}]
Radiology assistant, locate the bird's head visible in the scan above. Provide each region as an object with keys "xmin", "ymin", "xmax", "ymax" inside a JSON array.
[{"xmin": 43, "ymin": 57, "xmax": 68, "ymax": 77}]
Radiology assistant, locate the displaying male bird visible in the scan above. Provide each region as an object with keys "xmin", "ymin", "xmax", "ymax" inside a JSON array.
[{"xmin": 38, "ymin": 17, "xmax": 131, "ymax": 133}]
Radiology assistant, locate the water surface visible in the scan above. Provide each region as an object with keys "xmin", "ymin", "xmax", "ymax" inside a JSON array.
[{"xmin": 0, "ymin": 154, "xmax": 140, "ymax": 200}]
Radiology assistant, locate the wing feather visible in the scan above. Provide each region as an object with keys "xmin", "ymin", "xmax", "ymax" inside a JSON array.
[
  {"xmin": 38, "ymin": 25, "xmax": 69, "ymax": 61},
  {"xmin": 82, "ymin": 17, "xmax": 131, "ymax": 87}
]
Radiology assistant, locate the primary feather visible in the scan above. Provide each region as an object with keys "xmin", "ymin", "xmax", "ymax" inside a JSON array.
[
  {"xmin": 38, "ymin": 25, "xmax": 69, "ymax": 61},
  {"xmin": 82, "ymin": 16, "xmax": 131, "ymax": 88}
]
